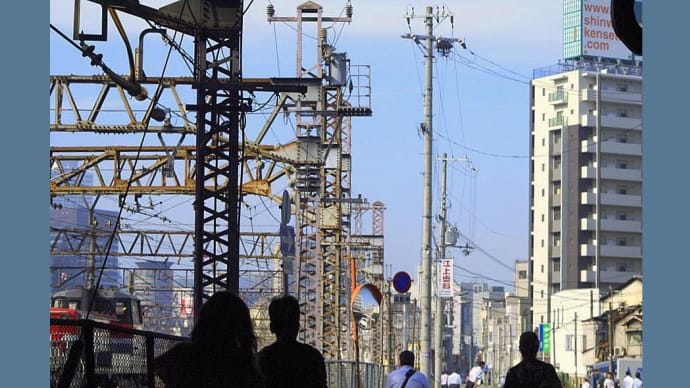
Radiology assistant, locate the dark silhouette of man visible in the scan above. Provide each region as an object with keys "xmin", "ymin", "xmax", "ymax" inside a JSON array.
[
  {"xmin": 257, "ymin": 295, "xmax": 327, "ymax": 388},
  {"xmin": 503, "ymin": 331, "xmax": 562, "ymax": 388}
]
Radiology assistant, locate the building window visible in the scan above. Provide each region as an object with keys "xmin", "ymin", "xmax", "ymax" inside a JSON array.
[
  {"xmin": 553, "ymin": 208, "xmax": 561, "ymax": 221},
  {"xmin": 628, "ymin": 331, "xmax": 642, "ymax": 346},
  {"xmin": 566, "ymin": 334, "xmax": 574, "ymax": 351},
  {"xmin": 541, "ymin": 239, "xmax": 545, "ymax": 248},
  {"xmin": 542, "ymin": 188, "xmax": 545, "ymax": 197},
  {"xmin": 617, "ymin": 212, "xmax": 628, "ymax": 220},
  {"xmin": 616, "ymin": 238, "xmax": 628, "ymax": 246},
  {"xmin": 616, "ymin": 109, "xmax": 628, "ymax": 118},
  {"xmin": 553, "ymin": 261, "xmax": 561, "ymax": 272},
  {"xmin": 617, "ymin": 160, "xmax": 628, "ymax": 169},
  {"xmin": 553, "ymin": 156, "xmax": 561, "ymax": 170},
  {"xmin": 542, "ymin": 138, "xmax": 546, "ymax": 146},
  {"xmin": 542, "ymin": 113, "xmax": 546, "ymax": 121},
  {"xmin": 543, "ymin": 88, "xmax": 546, "ymax": 96},
  {"xmin": 541, "ymin": 214, "xmax": 545, "ymax": 222},
  {"xmin": 553, "ymin": 234, "xmax": 561, "ymax": 247},
  {"xmin": 541, "ymin": 163, "xmax": 545, "ymax": 172},
  {"xmin": 616, "ymin": 83, "xmax": 628, "ymax": 92},
  {"xmin": 554, "ymin": 183, "xmax": 561, "ymax": 196},
  {"xmin": 518, "ymin": 270, "xmax": 527, "ymax": 279},
  {"xmin": 616, "ymin": 185, "xmax": 628, "ymax": 195},
  {"xmin": 617, "ymin": 263, "xmax": 627, "ymax": 272},
  {"xmin": 618, "ymin": 135, "xmax": 628, "ymax": 143},
  {"xmin": 541, "ymin": 264, "xmax": 544, "ymax": 273},
  {"xmin": 540, "ymin": 290, "xmax": 544, "ymax": 298}
]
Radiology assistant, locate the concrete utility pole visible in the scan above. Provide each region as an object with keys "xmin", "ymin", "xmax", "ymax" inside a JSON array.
[
  {"xmin": 420, "ymin": 7, "xmax": 435, "ymax": 380},
  {"xmin": 402, "ymin": 6, "xmax": 463, "ymax": 383}
]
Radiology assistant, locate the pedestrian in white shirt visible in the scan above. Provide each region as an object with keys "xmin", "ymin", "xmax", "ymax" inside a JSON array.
[
  {"xmin": 440, "ymin": 371, "xmax": 448, "ymax": 388},
  {"xmin": 603, "ymin": 372, "xmax": 615, "ymax": 388},
  {"xmin": 385, "ymin": 350, "xmax": 430, "ymax": 388},
  {"xmin": 581, "ymin": 376, "xmax": 591, "ymax": 388},
  {"xmin": 621, "ymin": 369, "xmax": 634, "ymax": 388},
  {"xmin": 447, "ymin": 370, "xmax": 461, "ymax": 388},
  {"xmin": 632, "ymin": 371, "xmax": 642, "ymax": 388},
  {"xmin": 466, "ymin": 361, "xmax": 484, "ymax": 388}
]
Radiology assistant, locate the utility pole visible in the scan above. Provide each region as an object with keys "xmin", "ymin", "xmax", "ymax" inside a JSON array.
[
  {"xmin": 402, "ymin": 6, "xmax": 464, "ymax": 383},
  {"xmin": 575, "ymin": 311, "xmax": 578, "ymax": 381},
  {"xmin": 608, "ymin": 286, "xmax": 614, "ymax": 374},
  {"xmin": 434, "ymin": 154, "xmax": 449, "ymax": 385}
]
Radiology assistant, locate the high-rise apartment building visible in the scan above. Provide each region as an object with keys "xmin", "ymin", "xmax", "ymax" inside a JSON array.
[
  {"xmin": 528, "ymin": 0, "xmax": 643, "ymax": 328},
  {"xmin": 528, "ymin": 61, "xmax": 642, "ymax": 326}
]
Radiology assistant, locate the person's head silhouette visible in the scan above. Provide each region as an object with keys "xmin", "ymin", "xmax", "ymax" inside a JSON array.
[
  {"xmin": 518, "ymin": 331, "xmax": 541, "ymax": 360},
  {"xmin": 268, "ymin": 294, "xmax": 301, "ymax": 340},
  {"xmin": 399, "ymin": 350, "xmax": 415, "ymax": 367},
  {"xmin": 191, "ymin": 290, "xmax": 257, "ymax": 357}
]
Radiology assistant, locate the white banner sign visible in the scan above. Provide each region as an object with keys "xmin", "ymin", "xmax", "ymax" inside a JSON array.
[
  {"xmin": 438, "ymin": 259, "xmax": 453, "ymax": 298},
  {"xmin": 581, "ymin": 0, "xmax": 636, "ymax": 60}
]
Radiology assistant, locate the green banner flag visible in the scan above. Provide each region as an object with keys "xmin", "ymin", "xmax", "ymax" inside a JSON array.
[{"xmin": 539, "ymin": 323, "xmax": 551, "ymax": 353}]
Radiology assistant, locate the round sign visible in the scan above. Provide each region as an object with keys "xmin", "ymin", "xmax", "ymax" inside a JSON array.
[{"xmin": 392, "ymin": 271, "xmax": 412, "ymax": 293}]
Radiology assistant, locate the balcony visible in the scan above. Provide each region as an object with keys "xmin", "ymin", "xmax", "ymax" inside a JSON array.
[
  {"xmin": 580, "ymin": 243, "xmax": 596, "ymax": 256},
  {"xmin": 600, "ymin": 192, "xmax": 641, "ymax": 207},
  {"xmin": 600, "ymin": 167, "xmax": 642, "ymax": 182},
  {"xmin": 600, "ymin": 218, "xmax": 642, "ymax": 233},
  {"xmin": 581, "ymin": 137, "xmax": 596, "ymax": 153},
  {"xmin": 600, "ymin": 269, "xmax": 640, "ymax": 283},
  {"xmin": 580, "ymin": 191, "xmax": 641, "ymax": 207},
  {"xmin": 580, "ymin": 268, "xmax": 596, "ymax": 283},
  {"xmin": 600, "ymin": 141, "xmax": 642, "ymax": 156},
  {"xmin": 580, "ymin": 267, "xmax": 640, "ymax": 283},
  {"xmin": 548, "ymin": 116, "xmax": 568, "ymax": 128},
  {"xmin": 601, "ymin": 91, "xmax": 642, "ymax": 105},
  {"xmin": 581, "ymin": 217, "xmax": 642, "ymax": 233},
  {"xmin": 581, "ymin": 114, "xmax": 596, "ymax": 127},
  {"xmin": 581, "ymin": 90, "xmax": 597, "ymax": 102},
  {"xmin": 548, "ymin": 90, "xmax": 568, "ymax": 104},
  {"xmin": 600, "ymin": 244, "xmax": 642, "ymax": 258},
  {"xmin": 581, "ymin": 166, "xmax": 596, "ymax": 179},
  {"xmin": 601, "ymin": 114, "xmax": 642, "ymax": 129},
  {"xmin": 581, "ymin": 191, "xmax": 596, "ymax": 205},
  {"xmin": 580, "ymin": 217, "xmax": 596, "ymax": 231}
]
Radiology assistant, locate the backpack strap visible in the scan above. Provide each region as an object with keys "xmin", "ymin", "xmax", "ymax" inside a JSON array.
[{"xmin": 401, "ymin": 368, "xmax": 416, "ymax": 388}]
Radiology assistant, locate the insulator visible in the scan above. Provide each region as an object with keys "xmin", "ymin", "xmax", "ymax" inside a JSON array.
[
  {"xmin": 266, "ymin": 4, "xmax": 275, "ymax": 18},
  {"xmin": 319, "ymin": 28, "xmax": 328, "ymax": 45},
  {"xmin": 346, "ymin": 3, "xmax": 353, "ymax": 19}
]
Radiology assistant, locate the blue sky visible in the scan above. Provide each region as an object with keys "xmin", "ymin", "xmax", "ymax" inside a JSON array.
[{"xmin": 50, "ymin": 0, "xmax": 565, "ymax": 291}]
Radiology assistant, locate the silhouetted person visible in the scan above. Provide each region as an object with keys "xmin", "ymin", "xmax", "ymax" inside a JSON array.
[
  {"xmin": 257, "ymin": 295, "xmax": 326, "ymax": 388},
  {"xmin": 385, "ymin": 350, "xmax": 430, "ymax": 388},
  {"xmin": 153, "ymin": 291, "xmax": 265, "ymax": 388},
  {"xmin": 503, "ymin": 331, "xmax": 562, "ymax": 388}
]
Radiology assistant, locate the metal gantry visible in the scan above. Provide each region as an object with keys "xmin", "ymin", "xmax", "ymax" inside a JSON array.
[{"xmin": 50, "ymin": 1, "xmax": 375, "ymax": 361}]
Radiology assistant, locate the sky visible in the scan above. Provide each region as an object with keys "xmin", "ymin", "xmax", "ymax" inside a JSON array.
[{"xmin": 49, "ymin": 0, "xmax": 565, "ymax": 293}]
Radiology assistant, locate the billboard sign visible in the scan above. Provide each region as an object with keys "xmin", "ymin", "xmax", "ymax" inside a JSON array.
[
  {"xmin": 582, "ymin": 0, "xmax": 634, "ymax": 59},
  {"xmin": 437, "ymin": 259, "xmax": 453, "ymax": 298},
  {"xmin": 564, "ymin": 0, "xmax": 641, "ymax": 61}
]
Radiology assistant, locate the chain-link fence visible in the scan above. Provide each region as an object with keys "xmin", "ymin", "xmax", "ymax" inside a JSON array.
[
  {"xmin": 51, "ymin": 319, "xmax": 387, "ymax": 388},
  {"xmin": 50, "ymin": 318, "xmax": 185, "ymax": 388},
  {"xmin": 326, "ymin": 360, "xmax": 386, "ymax": 388}
]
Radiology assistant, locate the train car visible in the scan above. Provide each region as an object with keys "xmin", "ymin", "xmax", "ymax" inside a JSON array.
[
  {"xmin": 50, "ymin": 286, "xmax": 144, "ymax": 330},
  {"xmin": 50, "ymin": 286, "xmax": 147, "ymax": 387}
]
